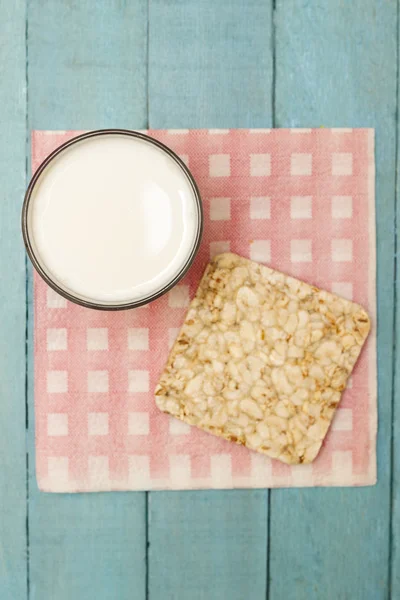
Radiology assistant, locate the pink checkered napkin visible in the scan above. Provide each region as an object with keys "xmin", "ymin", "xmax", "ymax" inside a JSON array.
[{"xmin": 33, "ymin": 128, "xmax": 376, "ymax": 492}]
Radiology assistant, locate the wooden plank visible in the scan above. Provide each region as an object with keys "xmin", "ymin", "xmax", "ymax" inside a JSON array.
[
  {"xmin": 148, "ymin": 1, "xmax": 272, "ymax": 598},
  {"xmin": 27, "ymin": 2, "xmax": 148, "ymax": 599},
  {"xmin": 28, "ymin": 0, "xmax": 147, "ymax": 130},
  {"xmin": 0, "ymin": 1, "xmax": 28, "ymax": 598},
  {"xmin": 270, "ymin": 2, "xmax": 396, "ymax": 599},
  {"xmin": 391, "ymin": 5, "xmax": 400, "ymax": 595},
  {"xmin": 148, "ymin": 490, "xmax": 268, "ymax": 599},
  {"xmin": 148, "ymin": 0, "xmax": 272, "ymax": 129}
]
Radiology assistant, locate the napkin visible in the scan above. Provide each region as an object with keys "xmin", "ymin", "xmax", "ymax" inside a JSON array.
[{"xmin": 33, "ymin": 128, "xmax": 376, "ymax": 492}]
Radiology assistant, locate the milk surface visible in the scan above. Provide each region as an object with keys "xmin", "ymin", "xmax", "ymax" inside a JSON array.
[{"xmin": 29, "ymin": 134, "xmax": 199, "ymax": 304}]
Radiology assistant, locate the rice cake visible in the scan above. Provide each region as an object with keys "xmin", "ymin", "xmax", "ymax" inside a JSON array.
[{"xmin": 155, "ymin": 253, "xmax": 370, "ymax": 465}]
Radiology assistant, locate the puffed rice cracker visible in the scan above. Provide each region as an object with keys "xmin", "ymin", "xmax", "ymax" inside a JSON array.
[{"xmin": 155, "ymin": 253, "xmax": 370, "ymax": 465}]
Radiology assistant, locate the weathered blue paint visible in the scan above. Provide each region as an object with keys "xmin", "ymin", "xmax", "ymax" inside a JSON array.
[
  {"xmin": 26, "ymin": 2, "xmax": 148, "ymax": 599},
  {"xmin": 0, "ymin": 2, "xmax": 28, "ymax": 599},
  {"xmin": 391, "ymin": 2, "xmax": 400, "ymax": 595},
  {"xmin": 0, "ymin": 0, "xmax": 397, "ymax": 598},
  {"xmin": 148, "ymin": 1, "xmax": 272, "ymax": 598},
  {"xmin": 270, "ymin": 2, "xmax": 396, "ymax": 599}
]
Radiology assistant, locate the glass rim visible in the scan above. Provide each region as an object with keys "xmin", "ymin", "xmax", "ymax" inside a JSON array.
[{"xmin": 22, "ymin": 128, "xmax": 203, "ymax": 311}]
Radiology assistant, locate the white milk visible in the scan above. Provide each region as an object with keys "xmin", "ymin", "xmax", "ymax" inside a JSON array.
[{"xmin": 28, "ymin": 134, "xmax": 200, "ymax": 305}]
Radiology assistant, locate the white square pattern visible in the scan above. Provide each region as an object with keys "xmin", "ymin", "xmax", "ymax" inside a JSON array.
[
  {"xmin": 169, "ymin": 418, "xmax": 191, "ymax": 435},
  {"xmin": 332, "ymin": 239, "xmax": 353, "ymax": 262},
  {"xmin": 332, "ymin": 282, "xmax": 353, "ymax": 300},
  {"xmin": 210, "ymin": 241, "xmax": 230, "ymax": 258},
  {"xmin": 291, "ymin": 153, "xmax": 312, "ymax": 175},
  {"xmin": 209, "ymin": 154, "xmax": 230, "ymax": 177},
  {"xmin": 87, "ymin": 328, "xmax": 108, "ymax": 350},
  {"xmin": 211, "ymin": 454, "xmax": 232, "ymax": 488},
  {"xmin": 48, "ymin": 457, "xmax": 68, "ymax": 480},
  {"xmin": 88, "ymin": 456, "xmax": 109, "ymax": 483},
  {"xmin": 167, "ymin": 129, "xmax": 189, "ymax": 134},
  {"xmin": 46, "ymin": 287, "xmax": 67, "ymax": 308},
  {"xmin": 47, "ymin": 371, "xmax": 68, "ymax": 394},
  {"xmin": 168, "ymin": 285, "xmax": 190, "ymax": 308},
  {"xmin": 291, "ymin": 464, "xmax": 314, "ymax": 486},
  {"xmin": 210, "ymin": 197, "xmax": 231, "ymax": 221},
  {"xmin": 332, "ymin": 153, "xmax": 353, "ymax": 175},
  {"xmin": 250, "ymin": 240, "xmax": 271, "ymax": 263},
  {"xmin": 128, "ymin": 328, "xmax": 149, "ymax": 350},
  {"xmin": 129, "ymin": 370, "xmax": 149, "ymax": 393},
  {"xmin": 250, "ymin": 196, "xmax": 270, "ymax": 220},
  {"xmin": 47, "ymin": 413, "xmax": 68, "ymax": 436},
  {"xmin": 290, "ymin": 128, "xmax": 312, "ymax": 134},
  {"xmin": 251, "ymin": 452, "xmax": 272, "ymax": 480},
  {"xmin": 128, "ymin": 412, "xmax": 150, "ymax": 435},
  {"xmin": 170, "ymin": 455, "xmax": 191, "ymax": 482},
  {"xmin": 88, "ymin": 412, "xmax": 109, "ymax": 436},
  {"xmin": 47, "ymin": 328, "xmax": 67, "ymax": 351},
  {"xmin": 291, "ymin": 196, "xmax": 312, "ymax": 219},
  {"xmin": 291, "ymin": 240, "xmax": 312, "ymax": 263},
  {"xmin": 332, "ymin": 409, "xmax": 353, "ymax": 432},
  {"xmin": 250, "ymin": 153, "xmax": 271, "ymax": 176},
  {"xmin": 88, "ymin": 370, "xmax": 109, "ymax": 393},
  {"xmin": 128, "ymin": 455, "xmax": 150, "ymax": 487},
  {"xmin": 332, "ymin": 196, "xmax": 353, "ymax": 218},
  {"xmin": 332, "ymin": 451, "xmax": 353, "ymax": 480}
]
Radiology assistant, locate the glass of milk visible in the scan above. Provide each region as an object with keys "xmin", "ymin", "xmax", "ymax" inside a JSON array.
[{"xmin": 22, "ymin": 130, "xmax": 203, "ymax": 310}]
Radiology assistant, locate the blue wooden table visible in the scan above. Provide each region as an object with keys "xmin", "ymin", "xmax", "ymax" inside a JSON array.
[{"xmin": 0, "ymin": 1, "xmax": 398, "ymax": 598}]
